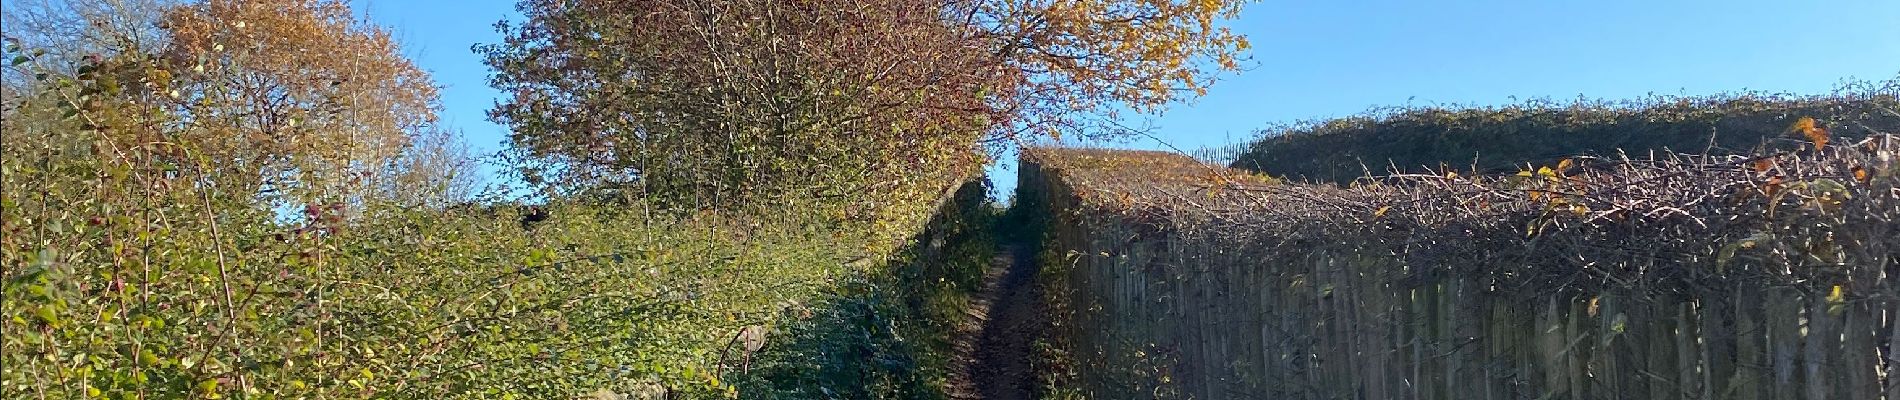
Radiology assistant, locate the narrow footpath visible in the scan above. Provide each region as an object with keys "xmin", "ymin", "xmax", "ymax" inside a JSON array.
[{"xmin": 944, "ymin": 243, "xmax": 1044, "ymax": 400}]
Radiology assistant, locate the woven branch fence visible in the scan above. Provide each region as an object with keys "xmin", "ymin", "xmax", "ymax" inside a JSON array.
[{"xmin": 1021, "ymin": 135, "xmax": 1900, "ymax": 399}]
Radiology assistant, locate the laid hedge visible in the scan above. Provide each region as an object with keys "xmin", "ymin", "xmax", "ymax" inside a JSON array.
[
  {"xmin": 1234, "ymin": 79, "xmax": 1900, "ymax": 183},
  {"xmin": 1024, "ymin": 130, "xmax": 1900, "ymax": 398}
]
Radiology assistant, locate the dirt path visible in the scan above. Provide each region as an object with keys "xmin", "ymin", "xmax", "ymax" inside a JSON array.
[{"xmin": 944, "ymin": 243, "xmax": 1043, "ymax": 400}]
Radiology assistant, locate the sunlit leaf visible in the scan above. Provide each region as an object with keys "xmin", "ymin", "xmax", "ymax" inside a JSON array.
[{"xmin": 1792, "ymin": 116, "xmax": 1828, "ymax": 150}]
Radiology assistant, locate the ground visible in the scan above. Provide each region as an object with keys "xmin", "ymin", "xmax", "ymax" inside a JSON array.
[{"xmin": 945, "ymin": 244, "xmax": 1045, "ymax": 400}]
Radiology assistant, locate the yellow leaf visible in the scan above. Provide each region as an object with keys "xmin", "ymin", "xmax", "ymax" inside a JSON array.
[
  {"xmin": 1556, "ymin": 158, "xmax": 1574, "ymax": 174},
  {"xmin": 1373, "ymin": 206, "xmax": 1390, "ymax": 218},
  {"xmin": 1827, "ymin": 285, "xmax": 1847, "ymax": 316}
]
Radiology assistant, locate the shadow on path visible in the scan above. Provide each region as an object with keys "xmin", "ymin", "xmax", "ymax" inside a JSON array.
[{"xmin": 948, "ymin": 243, "xmax": 1044, "ymax": 400}]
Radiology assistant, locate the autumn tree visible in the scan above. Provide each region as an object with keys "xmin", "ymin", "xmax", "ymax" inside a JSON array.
[
  {"xmin": 483, "ymin": 0, "xmax": 1252, "ymax": 215},
  {"xmin": 953, "ymin": 0, "xmax": 1252, "ymax": 140},
  {"xmin": 0, "ymin": 0, "xmax": 174, "ymax": 91},
  {"xmin": 4, "ymin": 1, "xmax": 462, "ymax": 396},
  {"xmin": 158, "ymin": 0, "xmax": 445, "ymax": 206},
  {"xmin": 4, "ymin": 0, "xmax": 472, "ymax": 212}
]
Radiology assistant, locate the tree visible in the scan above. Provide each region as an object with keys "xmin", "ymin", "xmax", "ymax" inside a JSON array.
[
  {"xmin": 380, "ymin": 126, "xmax": 483, "ymax": 208},
  {"xmin": 484, "ymin": 0, "xmax": 997, "ymax": 215},
  {"xmin": 954, "ymin": 0, "xmax": 1252, "ymax": 141},
  {"xmin": 482, "ymin": 0, "xmax": 1252, "ymax": 215},
  {"xmin": 3, "ymin": 2, "xmax": 458, "ymax": 396},
  {"xmin": 158, "ymin": 0, "xmax": 442, "ymax": 205},
  {"xmin": 4, "ymin": 0, "xmax": 459, "ymax": 210},
  {"xmin": 1, "ymin": 0, "xmax": 174, "ymax": 92}
]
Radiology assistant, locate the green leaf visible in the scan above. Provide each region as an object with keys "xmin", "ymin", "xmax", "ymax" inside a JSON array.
[
  {"xmin": 196, "ymin": 379, "xmax": 219, "ymax": 395},
  {"xmin": 138, "ymin": 349, "xmax": 159, "ymax": 366},
  {"xmin": 34, "ymin": 305, "xmax": 58, "ymax": 325}
]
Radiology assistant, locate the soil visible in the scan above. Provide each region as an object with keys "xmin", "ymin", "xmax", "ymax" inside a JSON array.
[{"xmin": 944, "ymin": 244, "xmax": 1044, "ymax": 400}]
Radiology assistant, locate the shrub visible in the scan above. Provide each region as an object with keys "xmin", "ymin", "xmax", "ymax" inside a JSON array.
[{"xmin": 1234, "ymin": 80, "xmax": 1900, "ymax": 183}]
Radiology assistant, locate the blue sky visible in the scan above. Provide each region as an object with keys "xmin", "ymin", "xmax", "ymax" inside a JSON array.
[{"xmin": 357, "ymin": 0, "xmax": 1900, "ymax": 199}]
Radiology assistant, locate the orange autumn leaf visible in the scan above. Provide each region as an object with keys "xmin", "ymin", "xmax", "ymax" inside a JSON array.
[
  {"xmin": 1852, "ymin": 166, "xmax": 1870, "ymax": 184},
  {"xmin": 1792, "ymin": 116, "xmax": 1828, "ymax": 150},
  {"xmin": 1751, "ymin": 158, "xmax": 1774, "ymax": 173}
]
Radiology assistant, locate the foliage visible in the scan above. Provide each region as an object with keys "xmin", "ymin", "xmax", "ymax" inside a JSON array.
[
  {"xmin": 378, "ymin": 126, "xmax": 484, "ymax": 209},
  {"xmin": 158, "ymin": 0, "xmax": 442, "ymax": 205},
  {"xmin": 0, "ymin": 1, "xmax": 968, "ymax": 398},
  {"xmin": 5, "ymin": 0, "xmax": 1254, "ymax": 397},
  {"xmin": 957, "ymin": 0, "xmax": 1253, "ymax": 141},
  {"xmin": 734, "ymin": 179, "xmax": 999, "ymax": 400},
  {"xmin": 0, "ymin": 55, "xmax": 951, "ymax": 397},
  {"xmin": 0, "ymin": 167, "xmax": 906, "ymax": 399},
  {"xmin": 3, "ymin": 0, "xmax": 451, "ymax": 209},
  {"xmin": 481, "ymin": 0, "xmax": 996, "ymax": 215},
  {"xmin": 1233, "ymin": 80, "xmax": 1900, "ymax": 183},
  {"xmin": 1007, "ymin": 173, "xmax": 1082, "ymax": 400},
  {"xmin": 0, "ymin": 0, "xmax": 173, "ymax": 84},
  {"xmin": 480, "ymin": 0, "xmax": 1253, "ymax": 214}
]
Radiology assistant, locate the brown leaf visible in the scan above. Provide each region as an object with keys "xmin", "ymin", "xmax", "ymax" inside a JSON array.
[{"xmin": 1751, "ymin": 158, "xmax": 1774, "ymax": 173}]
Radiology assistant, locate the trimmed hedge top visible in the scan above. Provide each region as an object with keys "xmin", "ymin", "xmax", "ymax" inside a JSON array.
[
  {"xmin": 1022, "ymin": 147, "xmax": 1276, "ymax": 217},
  {"xmin": 1233, "ymin": 80, "xmax": 1900, "ymax": 184}
]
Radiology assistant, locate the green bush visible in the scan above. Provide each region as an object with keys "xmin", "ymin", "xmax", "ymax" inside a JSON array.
[
  {"xmin": 733, "ymin": 179, "xmax": 998, "ymax": 400},
  {"xmin": 1, "ymin": 22, "xmax": 977, "ymax": 397},
  {"xmin": 0, "ymin": 63, "xmax": 960, "ymax": 399},
  {"xmin": 1, "ymin": 183, "xmax": 926, "ymax": 398}
]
